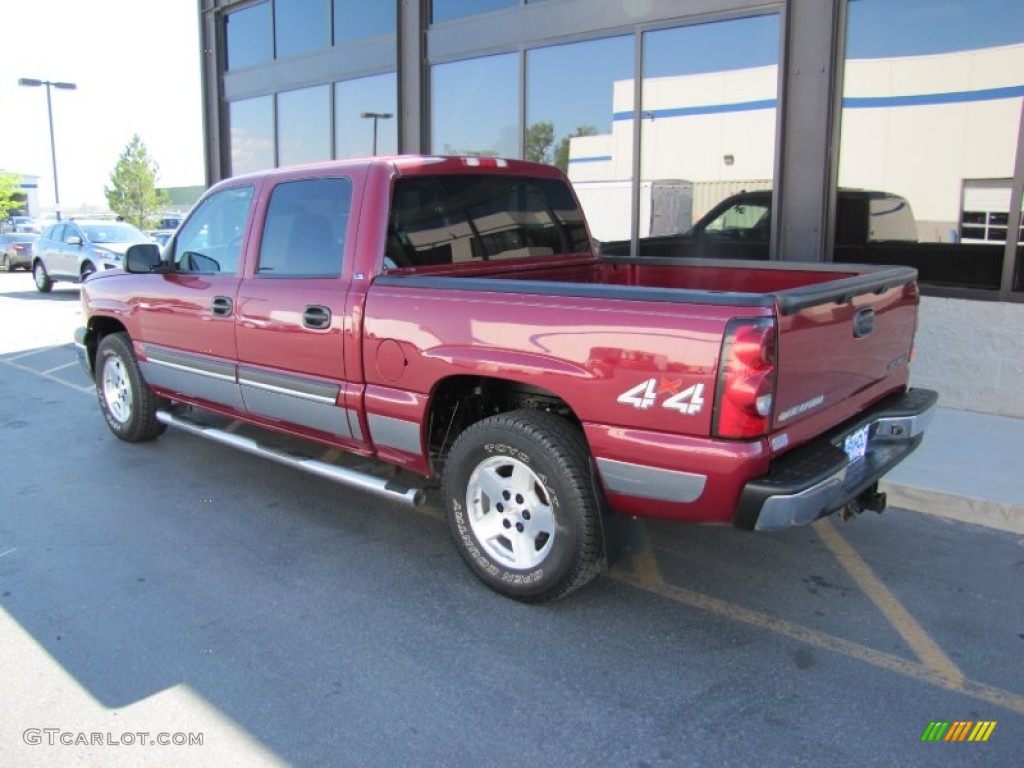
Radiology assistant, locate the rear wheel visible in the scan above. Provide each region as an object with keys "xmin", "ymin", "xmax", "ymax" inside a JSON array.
[
  {"xmin": 1, "ymin": 254, "xmax": 9, "ymax": 272},
  {"xmin": 33, "ymin": 260, "xmax": 52, "ymax": 292},
  {"xmin": 442, "ymin": 409, "xmax": 604, "ymax": 602},
  {"xmin": 95, "ymin": 332, "xmax": 166, "ymax": 442}
]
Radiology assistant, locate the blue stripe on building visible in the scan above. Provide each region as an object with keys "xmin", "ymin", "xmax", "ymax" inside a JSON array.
[
  {"xmin": 609, "ymin": 84, "xmax": 1023, "ymax": 122},
  {"xmin": 567, "ymin": 155, "xmax": 613, "ymax": 164},
  {"xmin": 842, "ymin": 84, "xmax": 1024, "ymax": 109}
]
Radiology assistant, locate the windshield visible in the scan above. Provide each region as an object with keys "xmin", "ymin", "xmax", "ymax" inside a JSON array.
[{"xmin": 81, "ymin": 223, "xmax": 146, "ymax": 243}]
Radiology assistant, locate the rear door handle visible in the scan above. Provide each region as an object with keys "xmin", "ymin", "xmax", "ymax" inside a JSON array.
[
  {"xmin": 303, "ymin": 305, "xmax": 331, "ymax": 330},
  {"xmin": 212, "ymin": 296, "xmax": 233, "ymax": 317}
]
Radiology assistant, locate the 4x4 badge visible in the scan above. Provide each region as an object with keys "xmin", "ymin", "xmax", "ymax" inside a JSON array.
[{"xmin": 617, "ymin": 378, "xmax": 705, "ymax": 415}]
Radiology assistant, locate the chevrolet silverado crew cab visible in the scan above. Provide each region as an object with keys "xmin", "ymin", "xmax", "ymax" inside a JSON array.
[{"xmin": 75, "ymin": 156, "xmax": 936, "ymax": 601}]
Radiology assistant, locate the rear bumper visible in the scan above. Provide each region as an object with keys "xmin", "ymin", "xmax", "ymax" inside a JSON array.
[{"xmin": 735, "ymin": 388, "xmax": 938, "ymax": 531}]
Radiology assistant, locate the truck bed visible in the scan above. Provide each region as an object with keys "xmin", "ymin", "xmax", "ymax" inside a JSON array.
[{"xmin": 372, "ymin": 254, "xmax": 920, "ymax": 453}]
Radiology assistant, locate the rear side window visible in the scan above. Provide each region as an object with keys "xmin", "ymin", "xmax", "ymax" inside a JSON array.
[
  {"xmin": 257, "ymin": 177, "xmax": 351, "ymax": 278},
  {"xmin": 386, "ymin": 175, "xmax": 590, "ymax": 269}
]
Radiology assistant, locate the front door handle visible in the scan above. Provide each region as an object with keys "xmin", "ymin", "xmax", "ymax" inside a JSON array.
[
  {"xmin": 303, "ymin": 305, "xmax": 331, "ymax": 330},
  {"xmin": 212, "ymin": 296, "xmax": 233, "ymax": 317}
]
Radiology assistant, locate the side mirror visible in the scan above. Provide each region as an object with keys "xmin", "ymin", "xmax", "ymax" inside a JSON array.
[
  {"xmin": 125, "ymin": 243, "xmax": 163, "ymax": 273},
  {"xmin": 66, "ymin": 235, "xmax": 83, "ymax": 246}
]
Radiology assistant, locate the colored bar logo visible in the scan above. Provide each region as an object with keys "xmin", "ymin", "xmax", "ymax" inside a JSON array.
[{"xmin": 921, "ymin": 721, "xmax": 996, "ymax": 742}]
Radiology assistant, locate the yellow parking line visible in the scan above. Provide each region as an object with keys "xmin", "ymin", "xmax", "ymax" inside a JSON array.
[
  {"xmin": 814, "ymin": 517, "xmax": 965, "ymax": 687},
  {"xmin": 611, "ymin": 549, "xmax": 1024, "ymax": 714}
]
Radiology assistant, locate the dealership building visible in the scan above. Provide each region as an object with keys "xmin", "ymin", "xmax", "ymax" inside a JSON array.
[{"xmin": 197, "ymin": 0, "xmax": 1024, "ymax": 417}]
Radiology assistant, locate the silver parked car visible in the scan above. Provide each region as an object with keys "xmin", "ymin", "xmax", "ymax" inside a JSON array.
[
  {"xmin": 0, "ymin": 233, "xmax": 39, "ymax": 271},
  {"xmin": 33, "ymin": 219, "xmax": 151, "ymax": 292}
]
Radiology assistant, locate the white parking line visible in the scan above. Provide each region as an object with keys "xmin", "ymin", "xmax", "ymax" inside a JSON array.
[
  {"xmin": 42, "ymin": 361, "xmax": 79, "ymax": 375},
  {"xmin": 2, "ymin": 348, "xmax": 53, "ymax": 363},
  {"xmin": 0, "ymin": 358, "xmax": 94, "ymax": 395}
]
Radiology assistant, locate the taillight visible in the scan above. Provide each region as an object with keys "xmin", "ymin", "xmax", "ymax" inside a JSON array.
[{"xmin": 714, "ymin": 318, "xmax": 777, "ymax": 438}]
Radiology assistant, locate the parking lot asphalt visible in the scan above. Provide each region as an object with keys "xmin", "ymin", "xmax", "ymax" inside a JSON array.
[{"xmin": 1, "ymin": 273, "xmax": 1022, "ymax": 767}]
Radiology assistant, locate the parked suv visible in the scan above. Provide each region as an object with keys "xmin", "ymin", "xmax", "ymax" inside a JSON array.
[{"xmin": 33, "ymin": 219, "xmax": 151, "ymax": 292}]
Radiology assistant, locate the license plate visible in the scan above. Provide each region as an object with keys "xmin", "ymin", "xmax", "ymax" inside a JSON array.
[{"xmin": 844, "ymin": 426, "xmax": 870, "ymax": 463}]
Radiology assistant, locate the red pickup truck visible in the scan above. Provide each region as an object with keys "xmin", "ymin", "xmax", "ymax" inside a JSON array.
[{"xmin": 75, "ymin": 156, "xmax": 936, "ymax": 601}]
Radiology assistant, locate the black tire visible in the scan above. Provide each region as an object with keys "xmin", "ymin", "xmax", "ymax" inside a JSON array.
[
  {"xmin": 95, "ymin": 332, "xmax": 166, "ymax": 442},
  {"xmin": 33, "ymin": 260, "xmax": 52, "ymax": 292},
  {"xmin": 1, "ymin": 254, "xmax": 9, "ymax": 272},
  {"xmin": 442, "ymin": 409, "xmax": 605, "ymax": 602},
  {"xmin": 81, "ymin": 261, "xmax": 96, "ymax": 280}
]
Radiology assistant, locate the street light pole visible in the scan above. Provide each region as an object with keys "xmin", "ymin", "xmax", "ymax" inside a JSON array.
[
  {"xmin": 18, "ymin": 77, "xmax": 77, "ymax": 221},
  {"xmin": 360, "ymin": 111, "xmax": 394, "ymax": 156}
]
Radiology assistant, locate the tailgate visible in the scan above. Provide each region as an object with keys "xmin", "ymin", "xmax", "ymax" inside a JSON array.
[{"xmin": 771, "ymin": 269, "xmax": 919, "ymax": 438}]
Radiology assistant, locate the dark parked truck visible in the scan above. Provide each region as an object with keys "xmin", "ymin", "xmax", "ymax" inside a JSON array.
[
  {"xmin": 75, "ymin": 157, "xmax": 936, "ymax": 601},
  {"xmin": 598, "ymin": 188, "xmax": 919, "ymax": 260}
]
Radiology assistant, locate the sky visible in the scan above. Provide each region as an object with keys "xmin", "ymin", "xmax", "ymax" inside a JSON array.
[{"xmin": 1, "ymin": 0, "xmax": 204, "ymax": 213}]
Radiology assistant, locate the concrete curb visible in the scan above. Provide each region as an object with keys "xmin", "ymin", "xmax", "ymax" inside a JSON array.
[{"xmin": 880, "ymin": 480, "xmax": 1024, "ymax": 536}]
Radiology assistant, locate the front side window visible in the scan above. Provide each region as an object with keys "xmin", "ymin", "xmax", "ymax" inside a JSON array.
[
  {"xmin": 701, "ymin": 201, "xmax": 772, "ymax": 240},
  {"xmin": 387, "ymin": 175, "xmax": 589, "ymax": 269},
  {"xmin": 172, "ymin": 186, "xmax": 255, "ymax": 274},
  {"xmin": 257, "ymin": 178, "xmax": 352, "ymax": 277}
]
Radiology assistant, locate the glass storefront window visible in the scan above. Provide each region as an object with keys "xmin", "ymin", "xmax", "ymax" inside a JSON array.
[
  {"xmin": 431, "ymin": 53, "xmax": 518, "ymax": 158},
  {"xmin": 334, "ymin": 0, "xmax": 395, "ymax": 45},
  {"xmin": 225, "ymin": 2, "xmax": 272, "ymax": 71},
  {"xmin": 527, "ymin": 36, "xmax": 633, "ymax": 242},
  {"xmin": 335, "ymin": 73, "xmax": 398, "ymax": 158},
  {"xmin": 432, "ymin": 0, "xmax": 516, "ymax": 25},
  {"xmin": 277, "ymin": 86, "xmax": 331, "ymax": 167},
  {"xmin": 639, "ymin": 15, "xmax": 780, "ymax": 252},
  {"xmin": 836, "ymin": 0, "xmax": 1024, "ymax": 291},
  {"xmin": 275, "ymin": 0, "xmax": 330, "ymax": 59},
  {"xmin": 229, "ymin": 96, "xmax": 274, "ymax": 176}
]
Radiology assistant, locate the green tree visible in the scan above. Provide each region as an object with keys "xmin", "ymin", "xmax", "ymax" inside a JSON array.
[
  {"xmin": 525, "ymin": 121, "xmax": 555, "ymax": 164},
  {"xmin": 0, "ymin": 172, "xmax": 26, "ymax": 223},
  {"xmin": 104, "ymin": 135, "xmax": 169, "ymax": 229},
  {"xmin": 553, "ymin": 125, "xmax": 599, "ymax": 172}
]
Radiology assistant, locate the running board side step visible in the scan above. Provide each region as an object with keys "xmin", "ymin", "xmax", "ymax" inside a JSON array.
[{"xmin": 156, "ymin": 410, "xmax": 426, "ymax": 507}]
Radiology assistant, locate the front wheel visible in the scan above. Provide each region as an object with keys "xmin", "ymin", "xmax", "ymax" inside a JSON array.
[
  {"xmin": 442, "ymin": 410, "xmax": 605, "ymax": 602},
  {"xmin": 95, "ymin": 332, "xmax": 166, "ymax": 442},
  {"xmin": 33, "ymin": 260, "xmax": 52, "ymax": 292}
]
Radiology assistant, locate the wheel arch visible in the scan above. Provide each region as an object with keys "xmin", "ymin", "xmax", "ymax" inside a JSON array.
[
  {"xmin": 424, "ymin": 374, "xmax": 584, "ymax": 473},
  {"xmin": 82, "ymin": 316, "xmax": 129, "ymax": 375}
]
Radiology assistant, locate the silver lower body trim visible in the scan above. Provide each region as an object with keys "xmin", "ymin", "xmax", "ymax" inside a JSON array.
[{"xmin": 596, "ymin": 457, "xmax": 706, "ymax": 503}]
